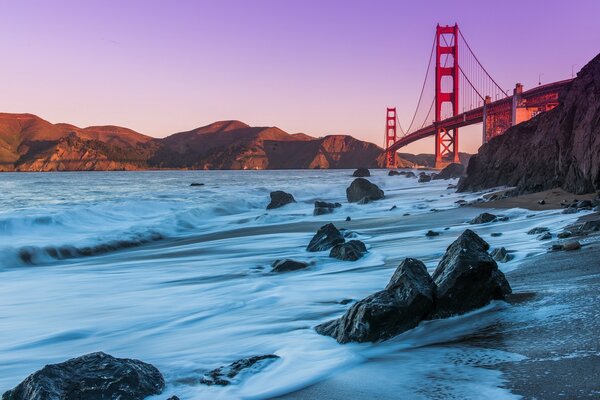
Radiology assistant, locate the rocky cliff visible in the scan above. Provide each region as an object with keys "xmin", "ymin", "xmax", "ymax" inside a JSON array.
[{"xmin": 459, "ymin": 53, "xmax": 600, "ymax": 195}]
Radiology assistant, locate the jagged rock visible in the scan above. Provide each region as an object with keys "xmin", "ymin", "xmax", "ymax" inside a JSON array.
[
  {"xmin": 190, "ymin": 182, "xmax": 204, "ymax": 187},
  {"xmin": 528, "ymin": 227, "xmax": 549, "ymax": 235},
  {"xmin": 433, "ymin": 163, "xmax": 465, "ymax": 180},
  {"xmin": 271, "ymin": 259, "xmax": 310, "ymax": 273},
  {"xmin": 329, "ymin": 240, "xmax": 367, "ymax": 261},
  {"xmin": 430, "ymin": 229, "xmax": 511, "ymax": 319},
  {"xmin": 469, "ymin": 212, "xmax": 497, "ymax": 224},
  {"xmin": 563, "ymin": 241, "xmax": 581, "ymax": 251},
  {"xmin": 405, "ymin": 171, "xmax": 417, "ymax": 178},
  {"xmin": 425, "ymin": 230, "xmax": 440, "ymax": 237},
  {"xmin": 346, "ymin": 178, "xmax": 384, "ymax": 203},
  {"xmin": 313, "ymin": 201, "xmax": 341, "ymax": 216},
  {"xmin": 418, "ymin": 174, "xmax": 432, "ymax": 183},
  {"xmin": 315, "ymin": 258, "xmax": 435, "ymax": 343},
  {"xmin": 551, "ymin": 244, "xmax": 564, "ymax": 251},
  {"xmin": 537, "ymin": 232, "xmax": 553, "ymax": 240},
  {"xmin": 200, "ymin": 355, "xmax": 280, "ymax": 386},
  {"xmin": 266, "ymin": 191, "xmax": 296, "ymax": 209},
  {"xmin": 306, "ymin": 223, "xmax": 345, "ymax": 252},
  {"xmin": 2, "ymin": 352, "xmax": 164, "ymax": 400},
  {"xmin": 388, "ymin": 170, "xmax": 401, "ymax": 176},
  {"xmin": 490, "ymin": 247, "xmax": 514, "ymax": 263},
  {"xmin": 577, "ymin": 200, "xmax": 593, "ymax": 208},
  {"xmin": 352, "ymin": 168, "xmax": 370, "ymax": 177}
]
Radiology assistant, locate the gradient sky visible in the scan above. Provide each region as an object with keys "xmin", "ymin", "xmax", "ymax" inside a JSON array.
[{"xmin": 1, "ymin": 0, "xmax": 598, "ymax": 153}]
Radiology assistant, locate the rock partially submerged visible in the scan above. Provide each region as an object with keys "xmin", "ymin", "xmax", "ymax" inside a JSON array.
[
  {"xmin": 388, "ymin": 170, "xmax": 401, "ymax": 176},
  {"xmin": 469, "ymin": 212, "xmax": 498, "ymax": 224},
  {"xmin": 266, "ymin": 191, "xmax": 296, "ymax": 209},
  {"xmin": 315, "ymin": 258, "xmax": 436, "ymax": 343},
  {"xmin": 271, "ymin": 259, "xmax": 310, "ymax": 273},
  {"xmin": 433, "ymin": 163, "xmax": 465, "ymax": 180},
  {"xmin": 306, "ymin": 223, "xmax": 345, "ymax": 252},
  {"xmin": 418, "ymin": 174, "xmax": 432, "ymax": 183},
  {"xmin": 2, "ymin": 352, "xmax": 164, "ymax": 400},
  {"xmin": 431, "ymin": 229, "xmax": 511, "ymax": 318},
  {"xmin": 346, "ymin": 178, "xmax": 384, "ymax": 203},
  {"xmin": 190, "ymin": 182, "xmax": 204, "ymax": 186},
  {"xmin": 329, "ymin": 240, "xmax": 367, "ymax": 261},
  {"xmin": 200, "ymin": 355, "xmax": 280, "ymax": 386},
  {"xmin": 528, "ymin": 227, "xmax": 549, "ymax": 235},
  {"xmin": 313, "ymin": 201, "xmax": 341, "ymax": 216},
  {"xmin": 352, "ymin": 168, "xmax": 371, "ymax": 177},
  {"xmin": 490, "ymin": 247, "xmax": 514, "ymax": 263}
]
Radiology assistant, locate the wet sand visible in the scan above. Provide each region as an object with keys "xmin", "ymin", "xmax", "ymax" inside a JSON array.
[{"xmin": 473, "ymin": 188, "xmax": 596, "ymax": 211}]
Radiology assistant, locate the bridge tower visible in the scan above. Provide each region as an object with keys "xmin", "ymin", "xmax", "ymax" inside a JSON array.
[
  {"xmin": 385, "ymin": 107, "xmax": 397, "ymax": 168},
  {"xmin": 434, "ymin": 24, "xmax": 460, "ymax": 168}
]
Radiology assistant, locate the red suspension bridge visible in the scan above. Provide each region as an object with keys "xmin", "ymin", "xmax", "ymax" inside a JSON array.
[{"xmin": 385, "ymin": 24, "xmax": 572, "ymax": 169}]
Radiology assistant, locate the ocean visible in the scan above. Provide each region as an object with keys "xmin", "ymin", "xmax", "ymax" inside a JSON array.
[{"xmin": 0, "ymin": 170, "xmax": 585, "ymax": 399}]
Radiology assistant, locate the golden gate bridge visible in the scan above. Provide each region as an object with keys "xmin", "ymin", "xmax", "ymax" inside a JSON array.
[{"xmin": 385, "ymin": 24, "xmax": 572, "ymax": 168}]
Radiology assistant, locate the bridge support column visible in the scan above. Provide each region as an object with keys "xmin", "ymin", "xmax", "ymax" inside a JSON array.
[
  {"xmin": 384, "ymin": 107, "xmax": 397, "ymax": 168},
  {"xmin": 482, "ymin": 96, "xmax": 491, "ymax": 144}
]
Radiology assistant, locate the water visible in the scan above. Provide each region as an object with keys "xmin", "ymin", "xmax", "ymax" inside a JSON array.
[{"xmin": 0, "ymin": 170, "xmax": 586, "ymax": 398}]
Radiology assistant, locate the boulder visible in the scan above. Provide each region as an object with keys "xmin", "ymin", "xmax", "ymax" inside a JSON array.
[
  {"xmin": 329, "ymin": 240, "xmax": 367, "ymax": 261},
  {"xmin": 418, "ymin": 174, "xmax": 432, "ymax": 183},
  {"xmin": 528, "ymin": 227, "xmax": 549, "ymax": 235},
  {"xmin": 345, "ymin": 216, "xmax": 351, "ymax": 221},
  {"xmin": 315, "ymin": 258, "xmax": 436, "ymax": 343},
  {"xmin": 200, "ymin": 355, "xmax": 280, "ymax": 386},
  {"xmin": 433, "ymin": 163, "xmax": 465, "ymax": 180},
  {"xmin": 266, "ymin": 191, "xmax": 296, "ymax": 209},
  {"xmin": 306, "ymin": 223, "xmax": 345, "ymax": 252},
  {"xmin": 271, "ymin": 259, "xmax": 310, "ymax": 273},
  {"xmin": 190, "ymin": 182, "xmax": 204, "ymax": 187},
  {"xmin": 2, "ymin": 352, "xmax": 164, "ymax": 400},
  {"xmin": 346, "ymin": 178, "xmax": 384, "ymax": 203},
  {"xmin": 313, "ymin": 201, "xmax": 342, "ymax": 216},
  {"xmin": 537, "ymin": 232, "xmax": 553, "ymax": 240},
  {"xmin": 405, "ymin": 171, "xmax": 416, "ymax": 178},
  {"xmin": 430, "ymin": 229, "xmax": 512, "ymax": 319},
  {"xmin": 469, "ymin": 212, "xmax": 497, "ymax": 224},
  {"xmin": 563, "ymin": 241, "xmax": 581, "ymax": 251},
  {"xmin": 490, "ymin": 247, "xmax": 514, "ymax": 263},
  {"xmin": 352, "ymin": 168, "xmax": 370, "ymax": 177},
  {"xmin": 388, "ymin": 170, "xmax": 401, "ymax": 176},
  {"xmin": 425, "ymin": 230, "xmax": 440, "ymax": 237}
]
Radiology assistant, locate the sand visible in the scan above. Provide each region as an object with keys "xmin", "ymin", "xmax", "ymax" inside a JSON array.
[{"xmin": 473, "ymin": 188, "xmax": 597, "ymax": 211}]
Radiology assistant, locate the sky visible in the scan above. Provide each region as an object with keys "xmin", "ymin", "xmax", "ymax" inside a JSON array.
[{"xmin": 0, "ymin": 0, "xmax": 598, "ymax": 153}]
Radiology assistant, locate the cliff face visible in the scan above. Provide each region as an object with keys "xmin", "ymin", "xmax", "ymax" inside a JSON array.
[{"xmin": 459, "ymin": 53, "xmax": 600, "ymax": 195}]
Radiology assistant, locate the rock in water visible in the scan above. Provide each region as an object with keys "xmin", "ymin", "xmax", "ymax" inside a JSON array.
[
  {"xmin": 425, "ymin": 230, "xmax": 440, "ymax": 237},
  {"xmin": 306, "ymin": 223, "xmax": 345, "ymax": 252},
  {"xmin": 418, "ymin": 174, "xmax": 432, "ymax": 183},
  {"xmin": 315, "ymin": 258, "xmax": 436, "ymax": 343},
  {"xmin": 200, "ymin": 355, "xmax": 280, "ymax": 386},
  {"xmin": 352, "ymin": 168, "xmax": 371, "ymax": 177},
  {"xmin": 266, "ymin": 191, "xmax": 296, "ymax": 209},
  {"xmin": 490, "ymin": 247, "xmax": 514, "ymax": 263},
  {"xmin": 346, "ymin": 178, "xmax": 384, "ymax": 203},
  {"xmin": 2, "ymin": 352, "xmax": 164, "ymax": 400},
  {"xmin": 190, "ymin": 182, "xmax": 204, "ymax": 186},
  {"xmin": 430, "ymin": 229, "xmax": 512, "ymax": 319},
  {"xmin": 405, "ymin": 171, "xmax": 416, "ymax": 178},
  {"xmin": 388, "ymin": 170, "xmax": 401, "ymax": 176},
  {"xmin": 528, "ymin": 227, "xmax": 549, "ymax": 235},
  {"xmin": 271, "ymin": 259, "xmax": 309, "ymax": 273},
  {"xmin": 563, "ymin": 241, "xmax": 581, "ymax": 251},
  {"xmin": 433, "ymin": 163, "xmax": 465, "ymax": 180},
  {"xmin": 313, "ymin": 201, "xmax": 342, "ymax": 216},
  {"xmin": 469, "ymin": 212, "xmax": 497, "ymax": 224},
  {"xmin": 329, "ymin": 240, "xmax": 367, "ymax": 261}
]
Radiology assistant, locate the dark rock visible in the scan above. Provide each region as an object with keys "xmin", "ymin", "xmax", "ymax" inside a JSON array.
[
  {"xmin": 267, "ymin": 191, "xmax": 296, "ymax": 209},
  {"xmin": 433, "ymin": 163, "xmax": 465, "ymax": 180},
  {"xmin": 200, "ymin": 355, "xmax": 280, "ymax": 386},
  {"xmin": 313, "ymin": 201, "xmax": 342, "ymax": 216},
  {"xmin": 581, "ymin": 220, "xmax": 600, "ymax": 232},
  {"xmin": 418, "ymin": 174, "xmax": 432, "ymax": 183},
  {"xmin": 557, "ymin": 231, "xmax": 572, "ymax": 239},
  {"xmin": 562, "ymin": 207, "xmax": 578, "ymax": 214},
  {"xmin": 491, "ymin": 232, "xmax": 503, "ymax": 237},
  {"xmin": 389, "ymin": 205, "xmax": 397, "ymax": 211},
  {"xmin": 430, "ymin": 229, "xmax": 511, "ymax": 318},
  {"xmin": 496, "ymin": 216, "xmax": 509, "ymax": 222},
  {"xmin": 352, "ymin": 168, "xmax": 370, "ymax": 177},
  {"xmin": 551, "ymin": 244, "xmax": 564, "ymax": 251},
  {"xmin": 190, "ymin": 182, "xmax": 204, "ymax": 186},
  {"xmin": 345, "ymin": 216, "xmax": 351, "ymax": 221},
  {"xmin": 315, "ymin": 258, "xmax": 436, "ymax": 343},
  {"xmin": 306, "ymin": 223, "xmax": 345, "ymax": 252},
  {"xmin": 528, "ymin": 227, "xmax": 549, "ymax": 235},
  {"xmin": 577, "ymin": 200, "xmax": 593, "ymax": 208},
  {"xmin": 563, "ymin": 241, "xmax": 581, "ymax": 251},
  {"xmin": 329, "ymin": 240, "xmax": 367, "ymax": 261},
  {"xmin": 425, "ymin": 230, "xmax": 440, "ymax": 237},
  {"xmin": 166, "ymin": 397, "xmax": 180, "ymax": 400},
  {"xmin": 346, "ymin": 178, "xmax": 384, "ymax": 203},
  {"xmin": 538, "ymin": 199, "xmax": 546, "ymax": 205},
  {"xmin": 271, "ymin": 259, "xmax": 309, "ymax": 273},
  {"xmin": 388, "ymin": 170, "xmax": 401, "ymax": 176},
  {"xmin": 404, "ymin": 171, "xmax": 417, "ymax": 178},
  {"xmin": 537, "ymin": 232, "xmax": 553, "ymax": 240},
  {"xmin": 469, "ymin": 212, "xmax": 497, "ymax": 224},
  {"xmin": 455, "ymin": 199, "xmax": 468, "ymax": 206},
  {"xmin": 2, "ymin": 352, "xmax": 164, "ymax": 400},
  {"xmin": 490, "ymin": 247, "xmax": 514, "ymax": 263},
  {"xmin": 339, "ymin": 298, "xmax": 354, "ymax": 305}
]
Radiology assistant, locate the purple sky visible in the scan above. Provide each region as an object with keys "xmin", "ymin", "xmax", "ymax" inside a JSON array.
[{"xmin": 1, "ymin": 0, "xmax": 598, "ymax": 153}]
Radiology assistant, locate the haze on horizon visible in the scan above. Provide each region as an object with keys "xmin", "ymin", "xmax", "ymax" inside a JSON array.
[{"xmin": 1, "ymin": 0, "xmax": 598, "ymax": 154}]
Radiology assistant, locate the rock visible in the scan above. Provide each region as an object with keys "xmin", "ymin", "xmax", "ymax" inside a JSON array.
[
  {"xmin": 306, "ymin": 223, "xmax": 345, "ymax": 252},
  {"xmin": 200, "ymin": 355, "xmax": 280, "ymax": 386},
  {"xmin": 389, "ymin": 205, "xmax": 397, "ymax": 211},
  {"xmin": 581, "ymin": 220, "xmax": 600, "ymax": 232},
  {"xmin": 528, "ymin": 227, "xmax": 549, "ymax": 235},
  {"xmin": 491, "ymin": 232, "xmax": 503, "ymax": 237},
  {"xmin": 329, "ymin": 240, "xmax": 367, "ymax": 261},
  {"xmin": 551, "ymin": 244, "xmax": 564, "ymax": 251},
  {"xmin": 339, "ymin": 298, "xmax": 354, "ymax": 305},
  {"xmin": 537, "ymin": 232, "xmax": 553, "ymax": 240},
  {"xmin": 433, "ymin": 163, "xmax": 465, "ymax": 180},
  {"xmin": 2, "ymin": 352, "xmax": 164, "ymax": 400},
  {"xmin": 345, "ymin": 216, "xmax": 351, "ymax": 221},
  {"xmin": 562, "ymin": 207, "xmax": 578, "ymax": 214},
  {"xmin": 166, "ymin": 397, "xmax": 180, "ymax": 400},
  {"xmin": 490, "ymin": 247, "xmax": 514, "ymax": 263},
  {"xmin": 577, "ymin": 200, "xmax": 593, "ymax": 208},
  {"xmin": 557, "ymin": 231, "xmax": 572, "ymax": 239},
  {"xmin": 455, "ymin": 199, "xmax": 468, "ymax": 206},
  {"xmin": 190, "ymin": 182, "xmax": 204, "ymax": 186},
  {"xmin": 313, "ymin": 201, "xmax": 341, "ymax": 216},
  {"xmin": 267, "ymin": 191, "xmax": 296, "ymax": 209},
  {"xmin": 271, "ymin": 259, "xmax": 309, "ymax": 273},
  {"xmin": 388, "ymin": 170, "xmax": 401, "ymax": 176},
  {"xmin": 357, "ymin": 197, "xmax": 371, "ymax": 204},
  {"xmin": 425, "ymin": 230, "xmax": 440, "ymax": 237},
  {"xmin": 563, "ymin": 241, "xmax": 581, "ymax": 251},
  {"xmin": 430, "ymin": 229, "xmax": 512, "ymax": 318},
  {"xmin": 405, "ymin": 171, "xmax": 417, "ymax": 178},
  {"xmin": 469, "ymin": 212, "xmax": 497, "ymax": 224},
  {"xmin": 315, "ymin": 258, "xmax": 436, "ymax": 343},
  {"xmin": 418, "ymin": 174, "xmax": 432, "ymax": 183},
  {"xmin": 346, "ymin": 178, "xmax": 384, "ymax": 203},
  {"xmin": 538, "ymin": 199, "xmax": 546, "ymax": 205},
  {"xmin": 496, "ymin": 216, "xmax": 509, "ymax": 222},
  {"xmin": 352, "ymin": 168, "xmax": 370, "ymax": 177}
]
